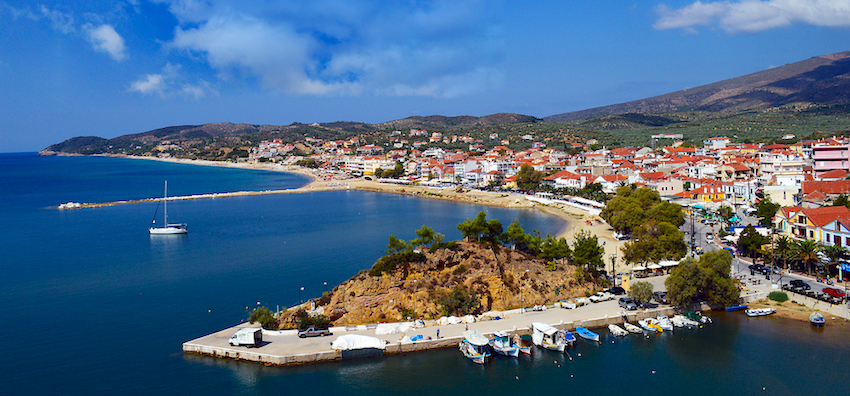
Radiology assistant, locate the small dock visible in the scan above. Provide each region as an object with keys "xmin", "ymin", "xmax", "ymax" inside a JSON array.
[{"xmin": 183, "ymin": 302, "xmax": 682, "ymax": 366}]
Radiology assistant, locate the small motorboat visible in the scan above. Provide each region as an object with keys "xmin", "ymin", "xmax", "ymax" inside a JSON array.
[
  {"xmin": 532, "ymin": 322, "xmax": 573, "ymax": 352},
  {"xmin": 576, "ymin": 326, "xmax": 599, "ymax": 342},
  {"xmin": 657, "ymin": 316, "xmax": 674, "ymax": 332},
  {"xmin": 810, "ymin": 312, "xmax": 825, "ymax": 326},
  {"xmin": 745, "ymin": 308, "xmax": 777, "ymax": 317},
  {"xmin": 608, "ymin": 324, "xmax": 628, "ymax": 337},
  {"xmin": 513, "ymin": 333, "xmax": 533, "ymax": 355},
  {"xmin": 459, "ymin": 331, "xmax": 491, "ymax": 364},
  {"xmin": 639, "ymin": 318, "xmax": 662, "ymax": 333},
  {"xmin": 685, "ymin": 311, "xmax": 711, "ymax": 324},
  {"xmin": 489, "ymin": 331, "xmax": 520, "ymax": 357},
  {"xmin": 725, "ymin": 304, "xmax": 748, "ymax": 311},
  {"xmin": 623, "ymin": 322, "xmax": 643, "ymax": 333},
  {"xmin": 673, "ymin": 315, "xmax": 700, "ymax": 327}
]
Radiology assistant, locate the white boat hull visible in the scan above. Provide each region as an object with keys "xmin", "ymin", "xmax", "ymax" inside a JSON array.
[{"xmin": 150, "ymin": 225, "xmax": 187, "ymax": 235}]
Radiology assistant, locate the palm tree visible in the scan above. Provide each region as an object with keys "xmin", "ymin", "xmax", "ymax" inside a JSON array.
[
  {"xmin": 774, "ymin": 235, "xmax": 792, "ymax": 271},
  {"xmin": 792, "ymin": 239, "xmax": 820, "ymax": 275},
  {"xmin": 820, "ymin": 244, "xmax": 847, "ymax": 278}
]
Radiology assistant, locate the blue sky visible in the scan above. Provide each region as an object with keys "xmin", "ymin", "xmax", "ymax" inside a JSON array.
[{"xmin": 2, "ymin": 0, "xmax": 849, "ymax": 152}]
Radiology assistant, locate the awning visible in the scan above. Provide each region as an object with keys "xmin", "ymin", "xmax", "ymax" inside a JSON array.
[
  {"xmin": 647, "ymin": 264, "xmax": 662, "ymax": 269},
  {"xmin": 659, "ymin": 261, "xmax": 679, "ymax": 267},
  {"xmin": 632, "ymin": 266, "xmax": 647, "ymax": 271}
]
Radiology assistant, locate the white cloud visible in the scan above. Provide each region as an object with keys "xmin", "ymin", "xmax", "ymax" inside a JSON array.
[
  {"xmin": 39, "ymin": 5, "xmax": 75, "ymax": 34},
  {"xmin": 161, "ymin": 0, "xmax": 505, "ymax": 98},
  {"xmin": 654, "ymin": 0, "xmax": 850, "ymax": 33},
  {"xmin": 84, "ymin": 24, "xmax": 128, "ymax": 61},
  {"xmin": 129, "ymin": 63, "xmax": 215, "ymax": 98}
]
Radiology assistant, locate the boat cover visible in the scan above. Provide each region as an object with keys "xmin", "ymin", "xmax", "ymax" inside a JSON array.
[
  {"xmin": 375, "ymin": 322, "xmax": 414, "ymax": 335},
  {"xmin": 462, "ymin": 330, "xmax": 490, "ymax": 346},
  {"xmin": 493, "ymin": 331, "xmax": 509, "ymax": 338},
  {"xmin": 532, "ymin": 322, "xmax": 559, "ymax": 336},
  {"xmin": 332, "ymin": 335, "xmax": 386, "ymax": 351}
]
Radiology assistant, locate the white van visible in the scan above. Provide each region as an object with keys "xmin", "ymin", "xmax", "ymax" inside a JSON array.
[{"xmin": 229, "ymin": 328, "xmax": 263, "ymax": 347}]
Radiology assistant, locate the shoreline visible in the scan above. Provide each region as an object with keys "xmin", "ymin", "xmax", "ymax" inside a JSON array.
[{"xmin": 65, "ymin": 154, "xmax": 630, "ymax": 273}]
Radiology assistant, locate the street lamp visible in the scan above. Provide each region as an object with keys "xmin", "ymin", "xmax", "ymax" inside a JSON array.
[
  {"xmin": 522, "ymin": 269, "xmax": 529, "ymax": 313},
  {"xmin": 413, "ymin": 279, "xmax": 418, "ymax": 320},
  {"xmin": 299, "ymin": 286, "xmax": 304, "ymax": 306},
  {"xmin": 323, "ymin": 281, "xmax": 328, "ymax": 295}
]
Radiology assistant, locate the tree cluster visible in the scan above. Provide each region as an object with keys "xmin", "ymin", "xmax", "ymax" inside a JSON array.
[
  {"xmin": 373, "ymin": 163, "xmax": 405, "ymax": 179},
  {"xmin": 602, "ymin": 186, "xmax": 687, "ymax": 265},
  {"xmin": 665, "ymin": 250, "xmax": 739, "ymax": 308},
  {"xmin": 516, "ymin": 164, "xmax": 543, "ymax": 190}
]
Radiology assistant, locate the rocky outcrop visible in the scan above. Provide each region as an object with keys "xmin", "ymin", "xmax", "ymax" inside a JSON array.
[{"xmin": 279, "ymin": 242, "xmax": 598, "ymax": 328}]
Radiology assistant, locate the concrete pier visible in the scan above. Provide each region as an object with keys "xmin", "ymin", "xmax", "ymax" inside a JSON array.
[{"xmin": 183, "ymin": 298, "xmax": 689, "ymax": 367}]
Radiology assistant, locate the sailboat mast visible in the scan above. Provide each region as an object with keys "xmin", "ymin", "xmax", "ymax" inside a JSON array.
[{"xmin": 164, "ymin": 180, "xmax": 168, "ymax": 226}]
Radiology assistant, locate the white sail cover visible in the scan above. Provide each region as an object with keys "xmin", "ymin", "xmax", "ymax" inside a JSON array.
[{"xmin": 332, "ymin": 335, "xmax": 386, "ymax": 351}]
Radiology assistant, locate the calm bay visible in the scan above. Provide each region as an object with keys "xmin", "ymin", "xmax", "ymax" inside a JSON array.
[{"xmin": 0, "ymin": 153, "xmax": 846, "ymax": 395}]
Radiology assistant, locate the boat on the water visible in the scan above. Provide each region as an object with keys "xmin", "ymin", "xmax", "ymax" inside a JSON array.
[
  {"xmin": 745, "ymin": 308, "xmax": 776, "ymax": 317},
  {"xmin": 685, "ymin": 311, "xmax": 712, "ymax": 324},
  {"xmin": 639, "ymin": 318, "xmax": 663, "ymax": 333},
  {"xmin": 149, "ymin": 181, "xmax": 187, "ymax": 235},
  {"xmin": 725, "ymin": 304, "xmax": 748, "ymax": 311},
  {"xmin": 810, "ymin": 312, "xmax": 825, "ymax": 326},
  {"xmin": 673, "ymin": 314, "xmax": 700, "ymax": 327},
  {"xmin": 608, "ymin": 324, "xmax": 628, "ymax": 337},
  {"xmin": 576, "ymin": 326, "xmax": 599, "ymax": 342},
  {"xmin": 513, "ymin": 333, "xmax": 533, "ymax": 355},
  {"xmin": 531, "ymin": 322, "xmax": 573, "ymax": 352},
  {"xmin": 489, "ymin": 331, "xmax": 519, "ymax": 357},
  {"xmin": 459, "ymin": 330, "xmax": 491, "ymax": 364},
  {"xmin": 657, "ymin": 316, "xmax": 674, "ymax": 332},
  {"xmin": 623, "ymin": 322, "xmax": 643, "ymax": 333}
]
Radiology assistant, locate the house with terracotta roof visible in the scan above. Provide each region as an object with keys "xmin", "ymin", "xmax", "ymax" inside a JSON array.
[
  {"xmin": 674, "ymin": 185, "xmax": 726, "ymax": 202},
  {"xmin": 817, "ymin": 169, "xmax": 848, "ymax": 181},
  {"xmin": 775, "ymin": 205, "xmax": 850, "ymax": 245}
]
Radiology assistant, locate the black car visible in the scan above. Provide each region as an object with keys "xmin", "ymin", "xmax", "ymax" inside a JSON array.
[
  {"xmin": 618, "ymin": 297, "xmax": 638, "ymax": 310},
  {"xmin": 789, "ymin": 279, "xmax": 811, "ymax": 290},
  {"xmin": 653, "ymin": 291, "xmax": 669, "ymax": 304},
  {"xmin": 608, "ymin": 286, "xmax": 626, "ymax": 295}
]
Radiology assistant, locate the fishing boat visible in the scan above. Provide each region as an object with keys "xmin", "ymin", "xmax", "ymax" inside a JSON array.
[
  {"xmin": 608, "ymin": 324, "xmax": 628, "ymax": 337},
  {"xmin": 725, "ymin": 304, "xmax": 748, "ymax": 311},
  {"xmin": 657, "ymin": 316, "xmax": 674, "ymax": 332},
  {"xmin": 685, "ymin": 311, "xmax": 712, "ymax": 324},
  {"xmin": 670, "ymin": 315, "xmax": 685, "ymax": 328},
  {"xmin": 576, "ymin": 326, "xmax": 599, "ymax": 342},
  {"xmin": 513, "ymin": 333, "xmax": 533, "ymax": 355},
  {"xmin": 673, "ymin": 314, "xmax": 700, "ymax": 327},
  {"xmin": 639, "ymin": 318, "xmax": 662, "ymax": 333},
  {"xmin": 810, "ymin": 312, "xmax": 825, "ymax": 326},
  {"xmin": 623, "ymin": 322, "xmax": 643, "ymax": 333},
  {"xmin": 531, "ymin": 322, "xmax": 573, "ymax": 352},
  {"xmin": 745, "ymin": 308, "xmax": 776, "ymax": 317},
  {"xmin": 489, "ymin": 331, "xmax": 519, "ymax": 357},
  {"xmin": 149, "ymin": 181, "xmax": 187, "ymax": 235},
  {"xmin": 459, "ymin": 330, "xmax": 491, "ymax": 364}
]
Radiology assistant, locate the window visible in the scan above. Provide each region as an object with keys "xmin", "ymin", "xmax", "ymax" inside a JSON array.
[{"xmin": 835, "ymin": 235, "xmax": 842, "ymax": 246}]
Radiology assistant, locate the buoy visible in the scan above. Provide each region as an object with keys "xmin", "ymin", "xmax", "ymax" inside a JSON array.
[
  {"xmin": 611, "ymin": 340, "xmax": 614, "ymax": 344},
  {"xmin": 570, "ymin": 374, "xmax": 574, "ymax": 378},
  {"xmin": 208, "ymin": 310, "xmax": 211, "ymax": 313},
  {"xmin": 554, "ymin": 360, "xmax": 557, "ymax": 364},
  {"xmin": 558, "ymin": 365, "xmax": 561, "ymax": 368},
  {"xmin": 515, "ymin": 376, "xmax": 519, "ymax": 380},
  {"xmin": 762, "ymin": 388, "xmax": 766, "ymax": 391},
  {"xmin": 651, "ymin": 370, "xmax": 656, "ymax": 374},
  {"xmin": 577, "ymin": 353, "xmax": 581, "ymax": 357}
]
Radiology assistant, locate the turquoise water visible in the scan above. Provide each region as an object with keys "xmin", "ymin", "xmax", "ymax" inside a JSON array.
[{"xmin": 1, "ymin": 153, "xmax": 847, "ymax": 395}]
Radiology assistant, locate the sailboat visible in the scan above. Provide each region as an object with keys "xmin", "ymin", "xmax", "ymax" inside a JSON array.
[{"xmin": 149, "ymin": 181, "xmax": 187, "ymax": 235}]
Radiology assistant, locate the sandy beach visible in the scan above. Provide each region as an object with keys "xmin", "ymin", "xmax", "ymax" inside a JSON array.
[{"xmin": 83, "ymin": 155, "xmax": 630, "ymax": 273}]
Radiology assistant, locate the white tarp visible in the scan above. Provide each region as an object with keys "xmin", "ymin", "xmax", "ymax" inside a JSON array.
[
  {"xmin": 374, "ymin": 322, "xmax": 414, "ymax": 335},
  {"xmin": 659, "ymin": 260, "xmax": 679, "ymax": 267},
  {"xmin": 647, "ymin": 264, "xmax": 662, "ymax": 269},
  {"xmin": 332, "ymin": 334, "xmax": 386, "ymax": 351},
  {"xmin": 437, "ymin": 316, "xmax": 462, "ymax": 325},
  {"xmin": 632, "ymin": 266, "xmax": 647, "ymax": 271},
  {"xmin": 462, "ymin": 315, "xmax": 476, "ymax": 324}
]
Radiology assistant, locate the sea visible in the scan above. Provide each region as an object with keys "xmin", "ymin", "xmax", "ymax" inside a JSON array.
[{"xmin": 1, "ymin": 153, "xmax": 847, "ymax": 396}]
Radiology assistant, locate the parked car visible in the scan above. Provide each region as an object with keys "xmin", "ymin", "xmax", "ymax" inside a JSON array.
[
  {"xmin": 607, "ymin": 286, "xmax": 626, "ymax": 295},
  {"xmin": 705, "ymin": 232, "xmax": 714, "ymax": 241},
  {"xmin": 589, "ymin": 291, "xmax": 614, "ymax": 303},
  {"xmin": 298, "ymin": 326, "xmax": 332, "ymax": 338},
  {"xmin": 618, "ymin": 297, "xmax": 638, "ymax": 310},
  {"xmin": 789, "ymin": 279, "xmax": 811, "ymax": 290},
  {"xmin": 822, "ymin": 287, "xmax": 846, "ymax": 298},
  {"xmin": 653, "ymin": 291, "xmax": 669, "ymax": 304}
]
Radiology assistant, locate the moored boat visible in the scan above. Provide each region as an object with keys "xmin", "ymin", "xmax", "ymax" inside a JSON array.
[
  {"xmin": 685, "ymin": 311, "xmax": 711, "ymax": 324},
  {"xmin": 639, "ymin": 318, "xmax": 662, "ymax": 333},
  {"xmin": 331, "ymin": 334, "xmax": 386, "ymax": 360},
  {"xmin": 149, "ymin": 181, "xmax": 188, "ymax": 235},
  {"xmin": 513, "ymin": 333, "xmax": 533, "ymax": 355},
  {"xmin": 489, "ymin": 331, "xmax": 520, "ymax": 357},
  {"xmin": 725, "ymin": 304, "xmax": 748, "ymax": 311},
  {"xmin": 531, "ymin": 322, "xmax": 573, "ymax": 352},
  {"xmin": 459, "ymin": 330, "xmax": 491, "ymax": 364},
  {"xmin": 576, "ymin": 326, "xmax": 599, "ymax": 342},
  {"xmin": 810, "ymin": 312, "xmax": 825, "ymax": 326},
  {"xmin": 623, "ymin": 322, "xmax": 643, "ymax": 333},
  {"xmin": 657, "ymin": 316, "xmax": 674, "ymax": 332},
  {"xmin": 673, "ymin": 314, "xmax": 700, "ymax": 327},
  {"xmin": 608, "ymin": 324, "xmax": 628, "ymax": 337},
  {"xmin": 745, "ymin": 308, "xmax": 777, "ymax": 317}
]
